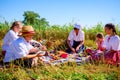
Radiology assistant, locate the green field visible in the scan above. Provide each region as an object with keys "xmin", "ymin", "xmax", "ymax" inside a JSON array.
[
  {"xmin": 0, "ymin": 11, "xmax": 120, "ymax": 80},
  {"xmin": 0, "ymin": 21, "xmax": 120, "ymax": 80}
]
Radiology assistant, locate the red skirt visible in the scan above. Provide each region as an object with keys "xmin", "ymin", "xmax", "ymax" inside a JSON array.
[
  {"xmin": 104, "ymin": 51, "xmax": 120, "ymax": 65},
  {"xmin": 86, "ymin": 49, "xmax": 101, "ymax": 60}
]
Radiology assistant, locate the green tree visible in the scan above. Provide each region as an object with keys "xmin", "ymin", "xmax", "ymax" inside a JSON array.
[
  {"xmin": 23, "ymin": 11, "xmax": 40, "ymax": 25},
  {"xmin": 23, "ymin": 11, "xmax": 49, "ymax": 28},
  {"xmin": 23, "ymin": 11, "xmax": 49, "ymax": 39}
]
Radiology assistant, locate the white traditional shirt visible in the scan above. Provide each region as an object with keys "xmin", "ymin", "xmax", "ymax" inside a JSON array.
[
  {"xmin": 2, "ymin": 30, "xmax": 19, "ymax": 51},
  {"xmin": 4, "ymin": 37, "xmax": 33, "ymax": 62},
  {"xmin": 104, "ymin": 35, "xmax": 120, "ymax": 51},
  {"xmin": 68, "ymin": 30, "xmax": 84, "ymax": 46}
]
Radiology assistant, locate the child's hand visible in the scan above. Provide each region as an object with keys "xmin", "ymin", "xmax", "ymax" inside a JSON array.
[{"xmin": 41, "ymin": 46, "xmax": 47, "ymax": 51}]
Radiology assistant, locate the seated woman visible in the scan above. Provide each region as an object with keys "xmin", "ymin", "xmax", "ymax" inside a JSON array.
[
  {"xmin": 66, "ymin": 23, "xmax": 85, "ymax": 54},
  {"xmin": 4, "ymin": 26, "xmax": 43, "ymax": 67},
  {"xmin": 103, "ymin": 23, "xmax": 120, "ymax": 65},
  {"xmin": 86, "ymin": 33, "xmax": 105, "ymax": 60},
  {"xmin": 2, "ymin": 21, "xmax": 23, "ymax": 57}
]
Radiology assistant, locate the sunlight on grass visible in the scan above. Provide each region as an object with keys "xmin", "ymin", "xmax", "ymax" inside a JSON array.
[{"xmin": 0, "ymin": 22, "xmax": 120, "ymax": 79}]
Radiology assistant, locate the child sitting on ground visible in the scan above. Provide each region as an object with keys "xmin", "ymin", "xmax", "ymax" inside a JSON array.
[{"xmin": 86, "ymin": 33, "xmax": 105, "ymax": 60}]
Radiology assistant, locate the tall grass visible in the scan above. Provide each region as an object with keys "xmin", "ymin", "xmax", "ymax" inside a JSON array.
[
  {"xmin": 0, "ymin": 21, "xmax": 120, "ymax": 79},
  {"xmin": 0, "ymin": 22, "xmax": 120, "ymax": 50},
  {"xmin": 0, "ymin": 22, "xmax": 120, "ymax": 42}
]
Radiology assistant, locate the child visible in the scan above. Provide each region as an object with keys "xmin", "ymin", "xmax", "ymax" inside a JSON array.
[
  {"xmin": 2, "ymin": 21, "xmax": 23, "ymax": 57},
  {"xmin": 86, "ymin": 33, "xmax": 105, "ymax": 60}
]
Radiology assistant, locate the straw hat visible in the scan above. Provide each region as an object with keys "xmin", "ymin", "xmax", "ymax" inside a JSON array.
[{"xmin": 21, "ymin": 26, "xmax": 35, "ymax": 36}]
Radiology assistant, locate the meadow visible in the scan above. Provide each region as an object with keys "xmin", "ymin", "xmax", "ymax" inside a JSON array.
[{"xmin": 0, "ymin": 22, "xmax": 120, "ymax": 80}]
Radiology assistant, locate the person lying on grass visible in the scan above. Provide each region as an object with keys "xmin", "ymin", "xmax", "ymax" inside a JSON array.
[{"xmin": 4, "ymin": 26, "xmax": 44, "ymax": 67}]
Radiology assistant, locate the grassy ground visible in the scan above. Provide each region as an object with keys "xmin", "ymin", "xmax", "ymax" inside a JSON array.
[
  {"xmin": 0, "ymin": 39, "xmax": 120, "ymax": 80},
  {"xmin": 0, "ymin": 62, "xmax": 120, "ymax": 80},
  {"xmin": 0, "ymin": 23, "xmax": 120, "ymax": 80}
]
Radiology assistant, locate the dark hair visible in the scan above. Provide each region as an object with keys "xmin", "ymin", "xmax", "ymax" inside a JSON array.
[
  {"xmin": 105, "ymin": 23, "xmax": 117, "ymax": 34},
  {"xmin": 96, "ymin": 33, "xmax": 104, "ymax": 38},
  {"xmin": 10, "ymin": 21, "xmax": 21, "ymax": 30},
  {"xmin": 74, "ymin": 28, "xmax": 79, "ymax": 30}
]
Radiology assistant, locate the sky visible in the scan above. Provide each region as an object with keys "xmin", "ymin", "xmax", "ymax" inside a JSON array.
[{"xmin": 0, "ymin": 0, "xmax": 120, "ymax": 27}]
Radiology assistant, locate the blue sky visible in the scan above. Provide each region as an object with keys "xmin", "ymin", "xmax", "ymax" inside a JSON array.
[{"xmin": 0, "ymin": 0, "xmax": 120, "ymax": 27}]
